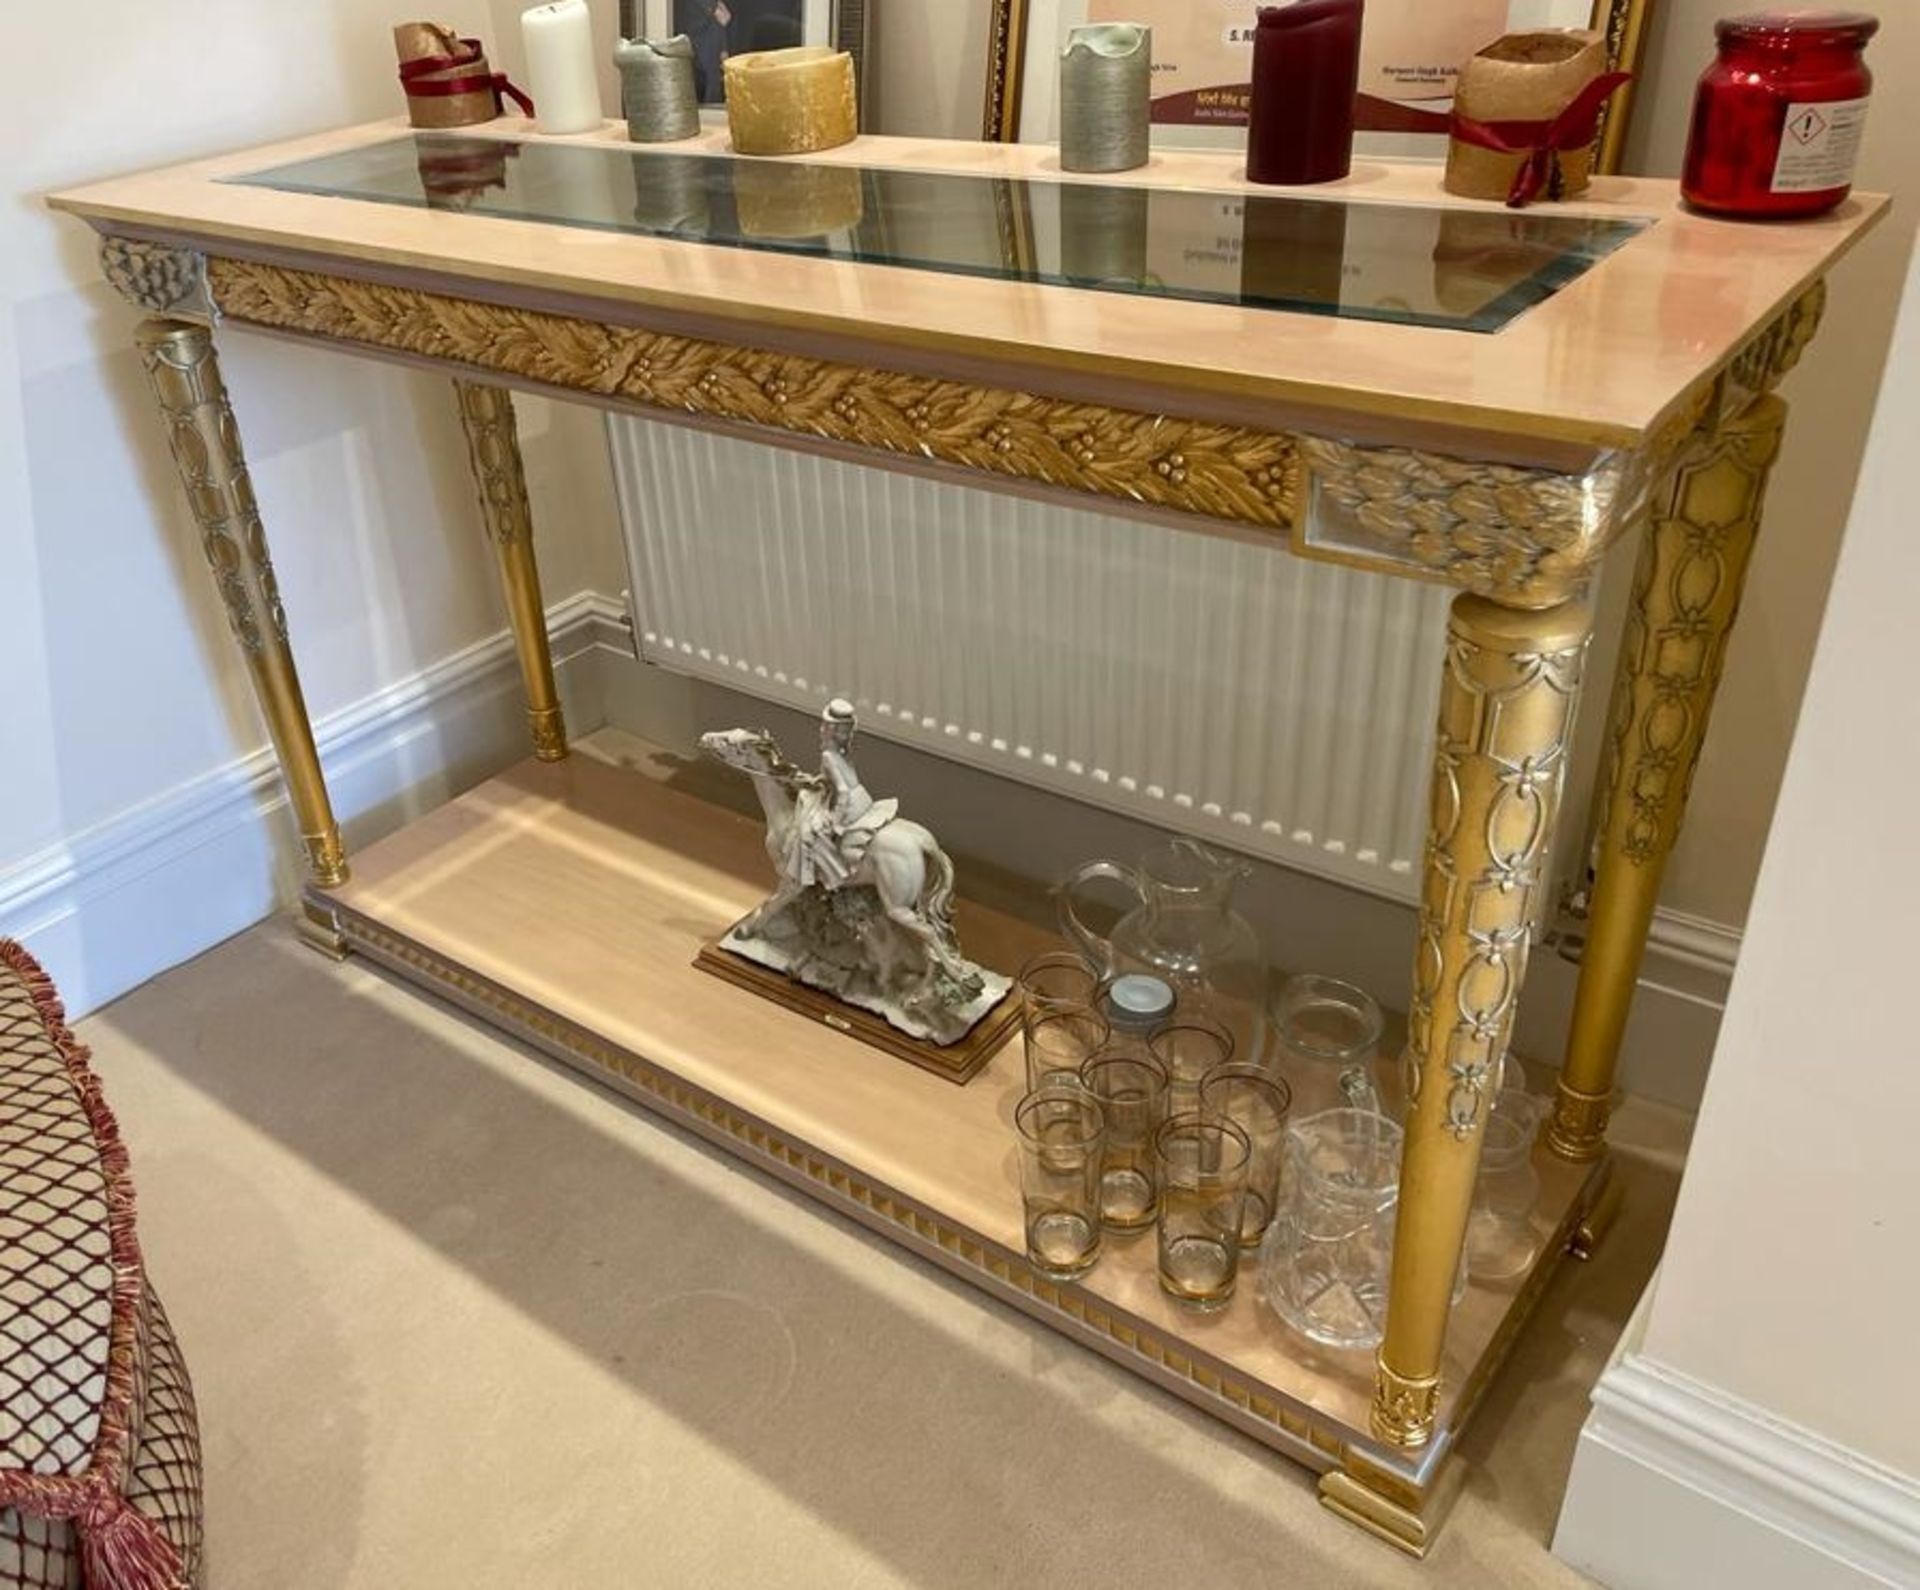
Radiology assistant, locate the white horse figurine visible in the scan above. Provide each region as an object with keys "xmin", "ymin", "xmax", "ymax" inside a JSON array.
[{"xmin": 699, "ymin": 713, "xmax": 1010, "ymax": 1046}]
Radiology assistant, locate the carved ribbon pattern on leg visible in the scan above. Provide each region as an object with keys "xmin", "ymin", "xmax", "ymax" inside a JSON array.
[
  {"xmin": 454, "ymin": 380, "xmax": 536, "ymax": 548},
  {"xmin": 138, "ymin": 331, "xmax": 289, "ymax": 656},
  {"xmin": 1587, "ymin": 410, "xmax": 1784, "ymax": 867},
  {"xmin": 1409, "ymin": 622, "xmax": 1588, "ymax": 1139}
]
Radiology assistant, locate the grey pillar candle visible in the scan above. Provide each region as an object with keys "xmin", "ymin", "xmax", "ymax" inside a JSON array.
[
  {"xmin": 1059, "ymin": 23, "xmax": 1152, "ymax": 174},
  {"xmin": 616, "ymin": 35, "xmax": 700, "ymax": 143}
]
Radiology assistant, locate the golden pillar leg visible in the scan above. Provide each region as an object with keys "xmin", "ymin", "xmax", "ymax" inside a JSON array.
[
  {"xmin": 135, "ymin": 318, "xmax": 347, "ymax": 889},
  {"xmin": 454, "ymin": 380, "xmax": 568, "ymax": 762},
  {"xmin": 1550, "ymin": 396, "xmax": 1787, "ymax": 1162},
  {"xmin": 1372, "ymin": 594, "xmax": 1592, "ymax": 1450}
]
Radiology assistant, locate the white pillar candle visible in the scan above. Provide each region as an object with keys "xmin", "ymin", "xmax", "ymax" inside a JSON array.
[{"xmin": 522, "ymin": 0, "xmax": 603, "ymax": 135}]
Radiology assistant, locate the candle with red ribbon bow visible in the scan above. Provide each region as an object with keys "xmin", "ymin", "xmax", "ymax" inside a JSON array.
[
  {"xmin": 1445, "ymin": 30, "xmax": 1630, "ymax": 208},
  {"xmin": 394, "ymin": 22, "xmax": 534, "ymax": 130}
]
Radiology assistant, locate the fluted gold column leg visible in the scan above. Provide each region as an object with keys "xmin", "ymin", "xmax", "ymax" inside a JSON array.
[
  {"xmin": 454, "ymin": 380, "xmax": 568, "ymax": 761},
  {"xmin": 1372, "ymin": 594, "xmax": 1592, "ymax": 1450},
  {"xmin": 135, "ymin": 318, "xmax": 347, "ymax": 889},
  {"xmin": 1549, "ymin": 396, "xmax": 1787, "ymax": 1162}
]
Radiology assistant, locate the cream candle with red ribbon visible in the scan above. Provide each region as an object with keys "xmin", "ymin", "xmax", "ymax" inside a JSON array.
[
  {"xmin": 1444, "ymin": 30, "xmax": 1631, "ymax": 208},
  {"xmin": 394, "ymin": 22, "xmax": 534, "ymax": 129}
]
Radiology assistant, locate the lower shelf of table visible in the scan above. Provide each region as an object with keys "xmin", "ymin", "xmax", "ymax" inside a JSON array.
[{"xmin": 307, "ymin": 740, "xmax": 1607, "ymax": 1527}]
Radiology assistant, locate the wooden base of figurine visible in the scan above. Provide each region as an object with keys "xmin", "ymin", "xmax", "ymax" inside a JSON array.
[{"xmin": 695, "ymin": 936, "xmax": 1020, "ymax": 1085}]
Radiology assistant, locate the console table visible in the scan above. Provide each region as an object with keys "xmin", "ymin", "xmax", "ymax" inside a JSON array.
[{"xmin": 50, "ymin": 118, "xmax": 1882, "ymax": 1555}]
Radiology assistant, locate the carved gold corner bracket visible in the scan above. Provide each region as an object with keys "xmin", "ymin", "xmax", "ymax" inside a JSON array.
[
  {"xmin": 1294, "ymin": 440, "xmax": 1651, "ymax": 610},
  {"xmin": 1726, "ymin": 279, "xmax": 1827, "ymax": 413},
  {"xmin": 1294, "ymin": 283, "xmax": 1827, "ymax": 613},
  {"xmin": 100, "ymin": 237, "xmax": 213, "ymax": 321}
]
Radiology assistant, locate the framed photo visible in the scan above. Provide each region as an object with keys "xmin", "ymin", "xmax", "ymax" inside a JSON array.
[
  {"xmin": 982, "ymin": 0, "xmax": 1652, "ymax": 169},
  {"xmin": 641, "ymin": 0, "xmax": 869, "ymax": 120}
]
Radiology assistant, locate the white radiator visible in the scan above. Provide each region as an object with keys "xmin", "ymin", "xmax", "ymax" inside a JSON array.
[{"xmin": 607, "ymin": 416, "xmax": 1453, "ymax": 903}]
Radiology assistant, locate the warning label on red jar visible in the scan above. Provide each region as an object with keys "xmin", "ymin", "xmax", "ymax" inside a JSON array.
[{"xmin": 1772, "ymin": 97, "xmax": 1871, "ymax": 193}]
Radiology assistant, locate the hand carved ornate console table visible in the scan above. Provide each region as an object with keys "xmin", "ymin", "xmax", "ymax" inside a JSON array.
[{"xmin": 52, "ymin": 119, "xmax": 1882, "ymax": 1555}]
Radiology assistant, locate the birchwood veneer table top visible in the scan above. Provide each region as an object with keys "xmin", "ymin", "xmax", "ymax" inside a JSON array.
[
  {"xmin": 320, "ymin": 739, "xmax": 1597, "ymax": 1481},
  {"xmin": 49, "ymin": 117, "xmax": 1885, "ymax": 457}
]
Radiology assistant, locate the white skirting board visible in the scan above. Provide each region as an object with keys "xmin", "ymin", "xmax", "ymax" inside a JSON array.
[
  {"xmin": 1556, "ymin": 1320, "xmax": 1920, "ymax": 1588},
  {"xmin": 0, "ymin": 593, "xmax": 630, "ymax": 1018}
]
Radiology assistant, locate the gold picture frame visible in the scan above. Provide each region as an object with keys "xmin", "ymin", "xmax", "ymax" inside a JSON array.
[{"xmin": 982, "ymin": 0, "xmax": 1655, "ymax": 174}]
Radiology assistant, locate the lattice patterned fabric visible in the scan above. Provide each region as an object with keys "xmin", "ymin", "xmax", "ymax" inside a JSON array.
[
  {"xmin": 0, "ymin": 943, "xmax": 201, "ymax": 1590},
  {"xmin": 122, "ymin": 1292, "xmax": 200, "ymax": 1584}
]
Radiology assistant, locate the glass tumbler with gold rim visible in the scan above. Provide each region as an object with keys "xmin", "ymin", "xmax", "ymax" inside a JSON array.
[
  {"xmin": 1080, "ymin": 1049, "xmax": 1170, "ymax": 1230},
  {"xmin": 1014, "ymin": 1085, "xmax": 1107, "ymax": 1281},
  {"xmin": 1198, "ymin": 1063, "xmax": 1292, "ymax": 1248},
  {"xmin": 1153, "ymin": 1114, "xmax": 1252, "ymax": 1311},
  {"xmin": 1024, "ymin": 1007, "xmax": 1110, "ymax": 1093},
  {"xmin": 1149, "ymin": 1014, "xmax": 1236, "ymax": 1119}
]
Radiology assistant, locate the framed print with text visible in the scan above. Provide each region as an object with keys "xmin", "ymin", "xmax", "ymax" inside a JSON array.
[{"xmin": 983, "ymin": 0, "xmax": 1652, "ymax": 169}]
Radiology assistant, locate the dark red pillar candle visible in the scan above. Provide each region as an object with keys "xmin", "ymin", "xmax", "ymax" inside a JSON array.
[{"xmin": 1246, "ymin": 0, "xmax": 1365, "ymax": 186}]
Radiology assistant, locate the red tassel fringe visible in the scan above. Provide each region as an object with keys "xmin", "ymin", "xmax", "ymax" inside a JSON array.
[
  {"xmin": 0, "ymin": 940, "xmax": 185, "ymax": 1588},
  {"xmin": 78, "ymin": 1491, "xmax": 186, "ymax": 1590}
]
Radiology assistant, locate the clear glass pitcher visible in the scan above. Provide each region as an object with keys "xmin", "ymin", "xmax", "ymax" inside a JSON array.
[
  {"xmin": 1058, "ymin": 838, "xmax": 1269, "ymax": 1068},
  {"xmin": 1259, "ymin": 1107, "xmax": 1404, "ymax": 1350}
]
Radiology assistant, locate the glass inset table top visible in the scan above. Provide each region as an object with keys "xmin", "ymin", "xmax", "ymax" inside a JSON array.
[{"xmin": 231, "ymin": 134, "xmax": 1648, "ymax": 334}]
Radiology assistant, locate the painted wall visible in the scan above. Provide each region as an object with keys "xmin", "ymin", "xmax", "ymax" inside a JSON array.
[
  {"xmin": 1554, "ymin": 233, "xmax": 1920, "ymax": 1590},
  {"xmin": 0, "ymin": 1, "xmax": 622, "ymax": 1004},
  {"xmin": 1639, "ymin": 234, "xmax": 1920, "ymax": 1480}
]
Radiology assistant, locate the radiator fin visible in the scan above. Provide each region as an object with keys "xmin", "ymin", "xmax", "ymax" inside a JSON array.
[{"xmin": 608, "ymin": 417, "xmax": 1450, "ymax": 902}]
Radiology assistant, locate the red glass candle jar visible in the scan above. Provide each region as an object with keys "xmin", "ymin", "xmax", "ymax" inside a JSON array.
[
  {"xmin": 1681, "ymin": 11, "xmax": 1877, "ymax": 219},
  {"xmin": 1247, "ymin": 0, "xmax": 1365, "ymax": 186}
]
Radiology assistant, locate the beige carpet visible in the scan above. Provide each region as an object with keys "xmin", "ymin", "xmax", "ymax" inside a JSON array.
[{"xmin": 79, "ymin": 923, "xmax": 1683, "ymax": 1588}]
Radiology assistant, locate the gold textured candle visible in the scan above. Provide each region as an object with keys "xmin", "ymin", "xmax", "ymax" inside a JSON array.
[{"xmin": 723, "ymin": 47, "xmax": 858, "ymax": 156}]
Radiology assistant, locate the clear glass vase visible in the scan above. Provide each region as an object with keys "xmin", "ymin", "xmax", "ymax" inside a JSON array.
[
  {"xmin": 1058, "ymin": 838, "xmax": 1269, "ymax": 1069},
  {"xmin": 1271, "ymin": 973, "xmax": 1383, "ymax": 1120},
  {"xmin": 1464, "ymin": 1084, "xmax": 1545, "ymax": 1283}
]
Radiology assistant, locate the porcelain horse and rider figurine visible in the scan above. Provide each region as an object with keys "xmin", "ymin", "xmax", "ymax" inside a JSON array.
[{"xmin": 699, "ymin": 701, "xmax": 1013, "ymax": 1049}]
